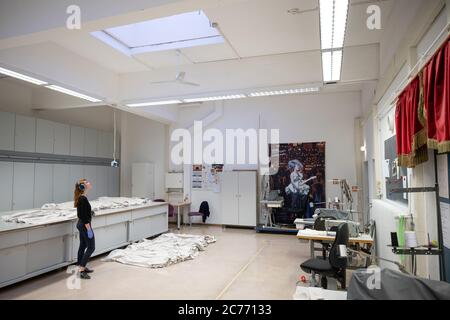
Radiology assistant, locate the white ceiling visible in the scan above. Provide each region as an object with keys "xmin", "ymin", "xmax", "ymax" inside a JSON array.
[{"xmin": 0, "ymin": 0, "xmax": 409, "ymax": 123}]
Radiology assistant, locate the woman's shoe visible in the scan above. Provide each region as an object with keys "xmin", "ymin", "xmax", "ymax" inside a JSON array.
[
  {"xmin": 80, "ymin": 271, "xmax": 91, "ymax": 279},
  {"xmin": 84, "ymin": 267, "xmax": 94, "ymax": 273}
]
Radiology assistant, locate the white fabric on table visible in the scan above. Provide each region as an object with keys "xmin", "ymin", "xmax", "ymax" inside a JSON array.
[
  {"xmin": 1, "ymin": 197, "xmax": 152, "ymax": 225},
  {"xmin": 102, "ymin": 233, "xmax": 216, "ymax": 268}
]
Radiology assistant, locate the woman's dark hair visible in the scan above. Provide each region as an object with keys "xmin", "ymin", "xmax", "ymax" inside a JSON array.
[{"xmin": 74, "ymin": 179, "xmax": 87, "ymax": 208}]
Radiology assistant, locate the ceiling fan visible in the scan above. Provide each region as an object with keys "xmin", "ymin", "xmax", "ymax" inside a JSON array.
[
  {"xmin": 149, "ymin": 50, "xmax": 200, "ymax": 87},
  {"xmin": 149, "ymin": 71, "xmax": 200, "ymax": 87}
]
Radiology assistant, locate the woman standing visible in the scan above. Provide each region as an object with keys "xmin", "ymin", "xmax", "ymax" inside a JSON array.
[{"xmin": 74, "ymin": 179, "xmax": 95, "ymax": 280}]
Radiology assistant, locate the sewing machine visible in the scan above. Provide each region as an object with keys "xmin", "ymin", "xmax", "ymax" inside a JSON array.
[{"xmin": 325, "ymin": 219, "xmax": 361, "ymax": 238}]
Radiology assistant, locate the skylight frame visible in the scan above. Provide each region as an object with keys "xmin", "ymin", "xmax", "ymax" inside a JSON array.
[{"xmin": 91, "ymin": 10, "xmax": 225, "ymax": 56}]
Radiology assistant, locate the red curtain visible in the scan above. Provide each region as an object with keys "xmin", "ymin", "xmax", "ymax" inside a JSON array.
[
  {"xmin": 395, "ymin": 76, "xmax": 428, "ymax": 167},
  {"xmin": 423, "ymin": 38, "xmax": 450, "ymax": 153}
]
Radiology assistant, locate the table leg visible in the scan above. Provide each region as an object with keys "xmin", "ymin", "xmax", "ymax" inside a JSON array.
[
  {"xmin": 310, "ymin": 240, "xmax": 315, "ymax": 258},
  {"xmin": 177, "ymin": 207, "xmax": 181, "ymax": 230}
]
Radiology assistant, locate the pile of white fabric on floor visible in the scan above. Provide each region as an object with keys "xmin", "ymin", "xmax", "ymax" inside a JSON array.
[
  {"xmin": 102, "ymin": 233, "xmax": 216, "ymax": 268},
  {"xmin": 2, "ymin": 197, "xmax": 152, "ymax": 225}
]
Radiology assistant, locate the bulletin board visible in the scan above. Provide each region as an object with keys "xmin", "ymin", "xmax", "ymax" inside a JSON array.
[
  {"xmin": 191, "ymin": 164, "xmax": 223, "ymax": 193},
  {"xmin": 437, "ymin": 154, "xmax": 450, "ymax": 282}
]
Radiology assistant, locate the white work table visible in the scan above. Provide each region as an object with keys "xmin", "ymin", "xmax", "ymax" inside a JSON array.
[{"xmin": 0, "ymin": 201, "xmax": 168, "ymax": 288}]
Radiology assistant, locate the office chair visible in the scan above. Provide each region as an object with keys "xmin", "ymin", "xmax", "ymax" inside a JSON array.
[
  {"xmin": 313, "ymin": 216, "xmax": 337, "ymax": 258},
  {"xmin": 300, "ymin": 223, "xmax": 349, "ymax": 289}
]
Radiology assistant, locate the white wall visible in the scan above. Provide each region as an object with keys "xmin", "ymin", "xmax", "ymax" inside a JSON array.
[
  {"xmin": 120, "ymin": 111, "xmax": 167, "ymax": 200},
  {"xmin": 171, "ymin": 91, "xmax": 362, "ymax": 224}
]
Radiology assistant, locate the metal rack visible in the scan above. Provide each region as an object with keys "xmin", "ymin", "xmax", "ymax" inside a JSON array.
[{"xmin": 389, "ymin": 152, "xmax": 446, "ymax": 281}]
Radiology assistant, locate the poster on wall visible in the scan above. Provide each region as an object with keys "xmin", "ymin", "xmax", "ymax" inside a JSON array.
[
  {"xmin": 205, "ymin": 164, "xmax": 224, "ymax": 193},
  {"xmin": 192, "ymin": 165, "xmax": 203, "ymax": 190},
  {"xmin": 192, "ymin": 164, "xmax": 224, "ymax": 192},
  {"xmin": 269, "ymin": 142, "xmax": 326, "ymax": 222}
]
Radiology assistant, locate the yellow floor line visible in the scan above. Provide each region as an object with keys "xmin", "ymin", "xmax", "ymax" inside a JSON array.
[{"xmin": 215, "ymin": 242, "xmax": 268, "ymax": 300}]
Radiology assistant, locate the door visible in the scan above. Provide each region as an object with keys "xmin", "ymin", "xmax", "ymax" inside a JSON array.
[
  {"xmin": 237, "ymin": 171, "xmax": 257, "ymax": 227},
  {"xmin": 221, "ymin": 172, "xmax": 239, "ymax": 225},
  {"xmin": 132, "ymin": 163, "xmax": 155, "ymax": 199}
]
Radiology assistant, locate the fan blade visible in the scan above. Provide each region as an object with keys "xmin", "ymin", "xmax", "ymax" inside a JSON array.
[
  {"xmin": 178, "ymin": 80, "xmax": 200, "ymax": 87},
  {"xmin": 176, "ymin": 72, "xmax": 186, "ymax": 81}
]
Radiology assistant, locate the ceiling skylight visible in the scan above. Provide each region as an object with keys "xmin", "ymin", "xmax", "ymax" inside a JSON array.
[{"xmin": 91, "ymin": 11, "xmax": 224, "ymax": 56}]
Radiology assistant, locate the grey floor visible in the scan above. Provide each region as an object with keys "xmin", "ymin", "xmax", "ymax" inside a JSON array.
[{"xmin": 0, "ymin": 225, "xmax": 311, "ymax": 300}]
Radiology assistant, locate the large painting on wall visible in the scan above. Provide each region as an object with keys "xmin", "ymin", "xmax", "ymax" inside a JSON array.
[{"xmin": 269, "ymin": 142, "xmax": 326, "ymax": 222}]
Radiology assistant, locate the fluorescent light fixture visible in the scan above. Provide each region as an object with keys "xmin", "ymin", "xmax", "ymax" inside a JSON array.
[
  {"xmin": 322, "ymin": 50, "xmax": 343, "ymax": 82},
  {"xmin": 319, "ymin": 0, "xmax": 349, "ymax": 50},
  {"xmin": 183, "ymin": 94, "xmax": 246, "ymax": 103},
  {"xmin": 46, "ymin": 85, "xmax": 102, "ymax": 103},
  {"xmin": 91, "ymin": 11, "xmax": 224, "ymax": 55},
  {"xmin": 331, "ymin": 50, "xmax": 343, "ymax": 81},
  {"xmin": 249, "ymin": 88, "xmax": 319, "ymax": 97},
  {"xmin": 127, "ymin": 100, "xmax": 182, "ymax": 107},
  {"xmin": 319, "ymin": 0, "xmax": 348, "ymax": 82},
  {"xmin": 322, "ymin": 51, "xmax": 332, "ymax": 82},
  {"xmin": 0, "ymin": 67, "xmax": 47, "ymax": 86}
]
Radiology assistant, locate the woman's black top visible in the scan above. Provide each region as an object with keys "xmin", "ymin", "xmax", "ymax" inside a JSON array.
[{"xmin": 77, "ymin": 195, "xmax": 92, "ymax": 224}]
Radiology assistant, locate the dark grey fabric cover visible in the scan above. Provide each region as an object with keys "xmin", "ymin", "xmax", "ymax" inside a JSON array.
[
  {"xmin": 347, "ymin": 268, "xmax": 450, "ymax": 300},
  {"xmin": 315, "ymin": 209, "xmax": 352, "ymax": 221}
]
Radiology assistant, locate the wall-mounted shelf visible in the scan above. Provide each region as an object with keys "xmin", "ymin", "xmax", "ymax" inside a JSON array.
[{"xmin": 389, "ymin": 151, "xmax": 446, "ymax": 282}]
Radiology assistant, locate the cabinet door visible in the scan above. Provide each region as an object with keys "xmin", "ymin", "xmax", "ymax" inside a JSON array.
[
  {"xmin": 96, "ymin": 166, "xmax": 107, "ymax": 198},
  {"xmin": 84, "ymin": 165, "xmax": 97, "ymax": 200},
  {"xmin": 96, "ymin": 131, "xmax": 108, "ymax": 158},
  {"xmin": 15, "ymin": 115, "xmax": 36, "ymax": 152},
  {"xmin": 53, "ymin": 123, "xmax": 70, "ymax": 155},
  {"xmin": 34, "ymin": 164, "xmax": 53, "ymax": 208},
  {"xmin": 36, "ymin": 119, "xmax": 54, "ymax": 154},
  {"xmin": 84, "ymin": 128, "xmax": 98, "ymax": 157},
  {"xmin": 53, "ymin": 164, "xmax": 70, "ymax": 203},
  {"xmin": 0, "ymin": 162, "xmax": 13, "ymax": 212},
  {"xmin": 132, "ymin": 163, "xmax": 154, "ymax": 199},
  {"xmin": 238, "ymin": 171, "xmax": 257, "ymax": 227},
  {"xmin": 70, "ymin": 126, "xmax": 84, "ymax": 156},
  {"xmin": 221, "ymin": 172, "xmax": 239, "ymax": 225},
  {"xmin": 0, "ymin": 111, "xmax": 15, "ymax": 151},
  {"xmin": 107, "ymin": 167, "xmax": 120, "ymax": 197},
  {"xmin": 13, "ymin": 163, "xmax": 35, "ymax": 210},
  {"xmin": 106, "ymin": 132, "xmax": 114, "ymax": 159}
]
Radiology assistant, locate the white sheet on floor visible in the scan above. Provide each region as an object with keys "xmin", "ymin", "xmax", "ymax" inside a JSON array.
[
  {"xmin": 2, "ymin": 197, "xmax": 152, "ymax": 225},
  {"xmin": 102, "ymin": 233, "xmax": 216, "ymax": 268}
]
